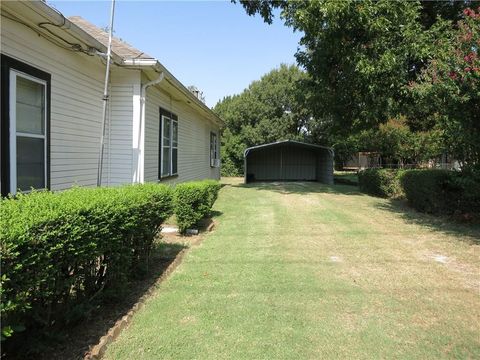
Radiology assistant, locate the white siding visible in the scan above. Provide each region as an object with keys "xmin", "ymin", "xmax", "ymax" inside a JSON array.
[
  {"xmin": 2, "ymin": 16, "xmax": 104, "ymax": 190},
  {"xmin": 1, "ymin": 17, "xmax": 136, "ymax": 189},
  {"xmin": 108, "ymin": 70, "xmax": 139, "ymax": 185},
  {"xmin": 2, "ymin": 16, "xmax": 221, "ymax": 191},
  {"xmin": 144, "ymin": 85, "xmax": 220, "ymax": 184}
]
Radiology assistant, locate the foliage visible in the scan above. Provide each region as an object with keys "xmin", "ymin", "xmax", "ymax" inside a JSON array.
[
  {"xmin": 214, "ymin": 64, "xmax": 314, "ymax": 176},
  {"xmin": 410, "ymin": 7, "xmax": 480, "ymax": 166},
  {"xmin": 335, "ymin": 117, "xmax": 443, "ymax": 168},
  {"xmin": 401, "ymin": 169, "xmax": 480, "ymax": 214},
  {"xmin": 240, "ymin": 1, "xmax": 434, "ymax": 134},
  {"xmin": 333, "ymin": 171, "xmax": 358, "ymax": 186},
  {"xmin": 356, "ymin": 117, "xmax": 443, "ymax": 166},
  {"xmin": 358, "ymin": 168, "xmax": 404, "ymax": 198},
  {"xmin": 332, "ymin": 136, "xmax": 359, "ymax": 170},
  {"xmin": 0, "ymin": 184, "xmax": 173, "ymax": 342},
  {"xmin": 174, "ymin": 180, "xmax": 221, "ymax": 232},
  {"xmin": 236, "ymin": 0, "xmax": 479, "ymax": 166}
]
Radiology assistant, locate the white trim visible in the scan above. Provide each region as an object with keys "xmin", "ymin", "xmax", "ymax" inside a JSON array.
[
  {"xmin": 171, "ymin": 119, "xmax": 178, "ymax": 176},
  {"xmin": 9, "ymin": 71, "xmax": 17, "ymax": 194},
  {"xmin": 16, "ymin": 132, "xmax": 46, "ymax": 139},
  {"xmin": 132, "ymin": 83, "xmax": 142, "ymax": 183},
  {"xmin": 8, "ymin": 70, "xmax": 48, "ymax": 194},
  {"xmin": 160, "ymin": 115, "xmax": 169, "ymax": 178},
  {"xmin": 160, "ymin": 114, "xmax": 178, "ymax": 178}
]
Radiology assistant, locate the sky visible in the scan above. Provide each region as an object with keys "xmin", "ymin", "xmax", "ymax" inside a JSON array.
[{"xmin": 48, "ymin": 0, "xmax": 302, "ymax": 107}]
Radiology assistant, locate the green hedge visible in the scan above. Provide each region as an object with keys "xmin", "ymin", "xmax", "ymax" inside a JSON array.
[
  {"xmin": 174, "ymin": 180, "xmax": 221, "ymax": 233},
  {"xmin": 0, "ymin": 183, "xmax": 173, "ymax": 341},
  {"xmin": 400, "ymin": 169, "xmax": 480, "ymax": 214},
  {"xmin": 358, "ymin": 168, "xmax": 404, "ymax": 198}
]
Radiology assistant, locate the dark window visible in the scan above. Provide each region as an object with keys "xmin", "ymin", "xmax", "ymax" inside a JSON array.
[
  {"xmin": 158, "ymin": 108, "xmax": 178, "ymax": 179},
  {"xmin": 1, "ymin": 54, "xmax": 51, "ymax": 196},
  {"xmin": 210, "ymin": 132, "xmax": 219, "ymax": 167}
]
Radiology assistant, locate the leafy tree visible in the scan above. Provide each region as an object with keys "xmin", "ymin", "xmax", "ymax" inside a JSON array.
[
  {"xmin": 214, "ymin": 64, "xmax": 313, "ymax": 175},
  {"xmin": 235, "ymin": 0, "xmax": 479, "ymax": 166},
  {"xmin": 410, "ymin": 6, "xmax": 480, "ymax": 167}
]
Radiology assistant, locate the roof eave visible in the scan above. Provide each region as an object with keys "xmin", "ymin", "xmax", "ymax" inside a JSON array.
[
  {"xmin": 244, "ymin": 140, "xmax": 333, "ymax": 158},
  {"xmin": 122, "ymin": 59, "xmax": 225, "ymax": 128},
  {"xmin": 24, "ymin": 1, "xmax": 124, "ymax": 64},
  {"xmin": 13, "ymin": 1, "xmax": 224, "ymax": 128}
]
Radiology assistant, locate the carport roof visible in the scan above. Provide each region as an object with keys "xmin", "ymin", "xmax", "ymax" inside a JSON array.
[{"xmin": 244, "ymin": 140, "xmax": 333, "ymax": 157}]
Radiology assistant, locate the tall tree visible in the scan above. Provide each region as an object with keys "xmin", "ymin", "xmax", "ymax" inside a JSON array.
[
  {"xmin": 410, "ymin": 6, "xmax": 480, "ymax": 166},
  {"xmin": 214, "ymin": 64, "xmax": 313, "ymax": 175},
  {"xmin": 235, "ymin": 0, "xmax": 479, "ymax": 166}
]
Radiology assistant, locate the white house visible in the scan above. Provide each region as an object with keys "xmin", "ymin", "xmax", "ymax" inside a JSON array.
[{"xmin": 1, "ymin": 1, "xmax": 223, "ymax": 196}]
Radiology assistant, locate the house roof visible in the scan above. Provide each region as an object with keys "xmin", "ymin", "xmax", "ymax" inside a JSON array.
[
  {"xmin": 68, "ymin": 16, "xmax": 154, "ymax": 60},
  {"xmin": 66, "ymin": 15, "xmax": 224, "ymax": 127},
  {"xmin": 244, "ymin": 140, "xmax": 333, "ymax": 157},
  {"xmin": 1, "ymin": 1, "xmax": 224, "ymax": 127}
]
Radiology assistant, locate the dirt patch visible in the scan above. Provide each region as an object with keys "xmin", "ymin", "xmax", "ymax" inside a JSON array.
[{"xmin": 421, "ymin": 251, "xmax": 480, "ymax": 291}]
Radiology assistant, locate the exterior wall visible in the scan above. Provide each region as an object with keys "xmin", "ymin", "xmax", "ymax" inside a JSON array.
[
  {"xmin": 1, "ymin": 16, "xmax": 111, "ymax": 190},
  {"xmin": 144, "ymin": 85, "xmax": 221, "ymax": 184},
  {"xmin": 2, "ymin": 16, "xmax": 221, "ymax": 192},
  {"xmin": 316, "ymin": 150, "xmax": 334, "ymax": 185},
  {"xmin": 107, "ymin": 70, "xmax": 139, "ymax": 185}
]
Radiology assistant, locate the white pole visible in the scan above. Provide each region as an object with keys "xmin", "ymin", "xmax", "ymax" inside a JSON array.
[{"xmin": 97, "ymin": 0, "xmax": 116, "ymax": 186}]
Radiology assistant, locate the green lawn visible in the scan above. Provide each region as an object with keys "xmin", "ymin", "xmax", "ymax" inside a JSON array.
[
  {"xmin": 105, "ymin": 178, "xmax": 480, "ymax": 359},
  {"xmin": 334, "ymin": 171, "xmax": 359, "ymax": 185}
]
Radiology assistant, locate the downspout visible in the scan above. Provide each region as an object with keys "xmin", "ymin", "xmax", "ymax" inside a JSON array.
[
  {"xmin": 244, "ymin": 148, "xmax": 249, "ymax": 184},
  {"xmin": 134, "ymin": 72, "xmax": 165, "ymax": 183}
]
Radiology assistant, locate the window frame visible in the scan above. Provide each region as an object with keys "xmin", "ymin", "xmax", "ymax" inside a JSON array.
[
  {"xmin": 1, "ymin": 54, "xmax": 51, "ymax": 196},
  {"xmin": 9, "ymin": 70, "xmax": 48, "ymax": 193},
  {"xmin": 158, "ymin": 108, "xmax": 178, "ymax": 179},
  {"xmin": 210, "ymin": 131, "xmax": 219, "ymax": 168}
]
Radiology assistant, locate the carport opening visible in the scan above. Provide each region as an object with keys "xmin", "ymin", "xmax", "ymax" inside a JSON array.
[{"xmin": 244, "ymin": 140, "xmax": 334, "ymax": 185}]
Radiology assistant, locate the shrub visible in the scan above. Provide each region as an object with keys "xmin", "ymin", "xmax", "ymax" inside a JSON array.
[
  {"xmin": 400, "ymin": 169, "xmax": 480, "ymax": 214},
  {"xmin": 358, "ymin": 168, "xmax": 404, "ymax": 198},
  {"xmin": 220, "ymin": 157, "xmax": 241, "ymax": 177},
  {"xmin": 0, "ymin": 184, "xmax": 173, "ymax": 342},
  {"xmin": 174, "ymin": 180, "xmax": 221, "ymax": 233}
]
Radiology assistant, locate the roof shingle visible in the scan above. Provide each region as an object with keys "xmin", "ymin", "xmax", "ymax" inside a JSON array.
[{"xmin": 68, "ymin": 16, "xmax": 154, "ymax": 60}]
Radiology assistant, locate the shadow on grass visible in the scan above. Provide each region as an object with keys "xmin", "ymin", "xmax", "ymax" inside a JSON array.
[
  {"xmin": 228, "ymin": 180, "xmax": 479, "ymax": 244},
  {"xmin": 210, "ymin": 210, "xmax": 223, "ymax": 218},
  {"xmin": 229, "ymin": 181, "xmax": 362, "ymax": 196},
  {"xmin": 18, "ymin": 241, "xmax": 188, "ymax": 360},
  {"xmin": 375, "ymin": 200, "xmax": 480, "ymax": 245},
  {"xmin": 195, "ymin": 212, "xmax": 223, "ymax": 235}
]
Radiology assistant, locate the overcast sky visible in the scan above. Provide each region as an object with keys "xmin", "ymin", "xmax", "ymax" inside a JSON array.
[{"xmin": 48, "ymin": 0, "xmax": 302, "ymax": 107}]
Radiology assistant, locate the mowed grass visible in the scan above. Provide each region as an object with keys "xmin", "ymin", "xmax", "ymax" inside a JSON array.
[{"xmin": 105, "ymin": 178, "xmax": 480, "ymax": 359}]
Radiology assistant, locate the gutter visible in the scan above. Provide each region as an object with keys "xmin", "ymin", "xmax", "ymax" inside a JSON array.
[{"xmin": 122, "ymin": 59, "xmax": 225, "ymax": 128}]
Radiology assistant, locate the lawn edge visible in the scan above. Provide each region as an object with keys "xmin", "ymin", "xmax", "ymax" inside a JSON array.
[{"xmin": 84, "ymin": 247, "xmax": 189, "ymax": 359}]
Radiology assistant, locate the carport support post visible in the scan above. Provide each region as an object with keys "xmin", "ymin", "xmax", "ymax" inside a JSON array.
[
  {"xmin": 244, "ymin": 157, "xmax": 246, "ymax": 183},
  {"xmin": 244, "ymin": 150, "xmax": 247, "ymax": 183}
]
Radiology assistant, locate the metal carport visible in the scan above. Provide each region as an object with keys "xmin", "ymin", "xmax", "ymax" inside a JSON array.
[{"xmin": 244, "ymin": 140, "xmax": 334, "ymax": 184}]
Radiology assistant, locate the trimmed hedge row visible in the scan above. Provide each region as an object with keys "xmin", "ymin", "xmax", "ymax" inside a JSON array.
[
  {"xmin": 401, "ymin": 169, "xmax": 480, "ymax": 214},
  {"xmin": 174, "ymin": 180, "xmax": 221, "ymax": 233},
  {"xmin": 358, "ymin": 168, "xmax": 480, "ymax": 215},
  {"xmin": 358, "ymin": 168, "xmax": 404, "ymax": 198},
  {"xmin": 0, "ymin": 184, "xmax": 173, "ymax": 340}
]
